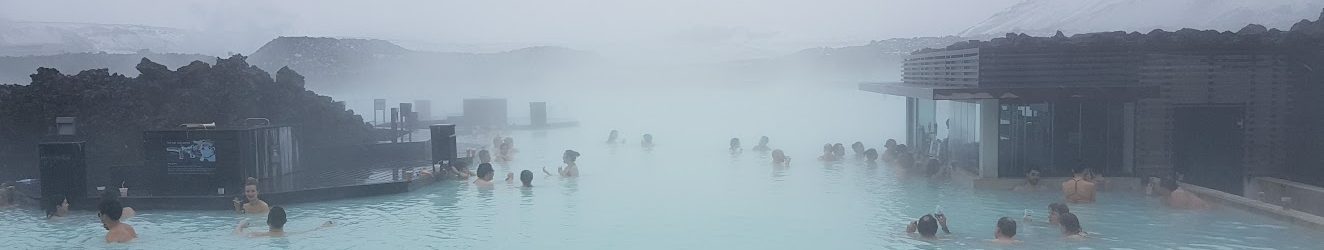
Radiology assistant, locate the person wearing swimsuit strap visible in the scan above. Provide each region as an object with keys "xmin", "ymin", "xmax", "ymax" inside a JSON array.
[{"xmin": 1062, "ymin": 168, "xmax": 1096, "ymax": 203}]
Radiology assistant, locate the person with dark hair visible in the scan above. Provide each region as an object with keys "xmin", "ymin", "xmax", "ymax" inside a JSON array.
[
  {"xmin": 641, "ymin": 134, "xmax": 655, "ymax": 149},
  {"xmin": 905, "ymin": 214, "xmax": 949, "ymax": 239},
  {"xmin": 100, "ymin": 189, "xmax": 136, "ymax": 221},
  {"xmin": 1059, "ymin": 212, "xmax": 1086, "ymax": 239},
  {"xmin": 992, "ymin": 217, "xmax": 1020, "ymax": 244},
  {"xmin": 545, "ymin": 150, "xmax": 581, "ymax": 177},
  {"xmin": 752, "ymin": 136, "xmax": 771, "ymax": 152},
  {"xmin": 606, "ymin": 130, "xmax": 620, "ymax": 144},
  {"xmin": 729, "ymin": 138, "xmax": 743, "ymax": 155},
  {"xmin": 832, "ymin": 143, "xmax": 846, "ymax": 159},
  {"xmin": 474, "ymin": 163, "xmax": 495, "ymax": 186},
  {"xmin": 1157, "ymin": 176, "xmax": 1209, "ymax": 209},
  {"xmin": 851, "ymin": 141, "xmax": 865, "ymax": 156},
  {"xmin": 44, "ymin": 194, "xmax": 69, "ymax": 219},
  {"xmin": 863, "ymin": 148, "xmax": 879, "ymax": 163},
  {"xmin": 449, "ymin": 159, "xmax": 474, "ymax": 180},
  {"xmin": 98, "ymin": 199, "xmax": 136, "ymax": 243},
  {"xmin": 818, "ymin": 144, "xmax": 838, "ymax": 161},
  {"xmin": 1062, "ymin": 168, "xmax": 1097, "ymax": 203},
  {"xmin": 234, "ymin": 177, "xmax": 270, "ymax": 214},
  {"xmin": 236, "ymin": 206, "xmax": 334, "ymax": 237},
  {"xmin": 882, "ymin": 139, "xmax": 899, "ymax": 163},
  {"xmin": 771, "ymin": 149, "xmax": 790, "ymax": 167},
  {"xmin": 1013, "ymin": 169, "xmax": 1044, "ymax": 192},
  {"xmin": 1048, "ymin": 203, "xmax": 1070, "ymax": 225},
  {"xmin": 519, "ymin": 170, "xmax": 534, "ymax": 187}
]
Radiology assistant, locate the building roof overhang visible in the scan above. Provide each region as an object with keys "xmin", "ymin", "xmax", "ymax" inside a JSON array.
[{"xmin": 859, "ymin": 82, "xmax": 1158, "ymax": 101}]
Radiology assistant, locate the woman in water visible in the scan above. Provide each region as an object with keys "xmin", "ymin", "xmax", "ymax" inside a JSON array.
[
  {"xmin": 497, "ymin": 137, "xmax": 517, "ymax": 162},
  {"xmin": 832, "ymin": 143, "xmax": 846, "ymax": 159},
  {"xmin": 474, "ymin": 163, "xmax": 496, "ymax": 186},
  {"xmin": 234, "ymin": 177, "xmax": 270, "ymax": 214},
  {"xmin": 772, "ymin": 149, "xmax": 790, "ymax": 167},
  {"xmin": 1059, "ymin": 212, "xmax": 1087, "ymax": 239},
  {"xmin": 545, "ymin": 150, "xmax": 581, "ymax": 177},
  {"xmin": 851, "ymin": 142, "xmax": 865, "ymax": 156},
  {"xmin": 752, "ymin": 136, "xmax": 771, "ymax": 152},
  {"xmin": 864, "ymin": 148, "xmax": 879, "ymax": 164},
  {"xmin": 44, "ymin": 194, "xmax": 69, "ymax": 219}
]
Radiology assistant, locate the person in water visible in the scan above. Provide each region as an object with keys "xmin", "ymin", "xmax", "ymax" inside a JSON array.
[
  {"xmin": 850, "ymin": 142, "xmax": 865, "ymax": 156},
  {"xmin": 234, "ymin": 177, "xmax": 270, "ymax": 214},
  {"xmin": 235, "ymin": 206, "xmax": 334, "ymax": 237},
  {"xmin": 100, "ymin": 188, "xmax": 136, "ymax": 221},
  {"xmin": 818, "ymin": 144, "xmax": 838, "ymax": 161},
  {"xmin": 0, "ymin": 182, "xmax": 15, "ymax": 207},
  {"xmin": 474, "ymin": 163, "xmax": 496, "ymax": 186},
  {"xmin": 478, "ymin": 149, "xmax": 493, "ymax": 164},
  {"xmin": 882, "ymin": 139, "xmax": 899, "ymax": 163},
  {"xmin": 1048, "ymin": 202, "xmax": 1070, "ymax": 225},
  {"xmin": 1158, "ymin": 176, "xmax": 1209, "ymax": 210},
  {"xmin": 1083, "ymin": 168, "xmax": 1107, "ymax": 191},
  {"xmin": 832, "ymin": 143, "xmax": 846, "ymax": 159},
  {"xmin": 497, "ymin": 137, "xmax": 517, "ymax": 162},
  {"xmin": 519, "ymin": 170, "xmax": 534, "ymax": 187},
  {"xmin": 992, "ymin": 217, "xmax": 1020, "ymax": 244},
  {"xmin": 771, "ymin": 149, "xmax": 790, "ymax": 166},
  {"xmin": 905, "ymin": 214, "xmax": 949, "ymax": 239},
  {"xmin": 1059, "ymin": 212, "xmax": 1087, "ymax": 239},
  {"xmin": 752, "ymin": 136, "xmax": 771, "ymax": 152},
  {"xmin": 1013, "ymin": 169, "xmax": 1044, "ymax": 191},
  {"xmin": 98, "ymin": 199, "xmax": 136, "ymax": 243},
  {"xmin": 1062, "ymin": 168, "xmax": 1097, "ymax": 203},
  {"xmin": 641, "ymin": 134, "xmax": 655, "ymax": 149},
  {"xmin": 606, "ymin": 130, "xmax": 620, "ymax": 144},
  {"xmin": 449, "ymin": 159, "xmax": 473, "ymax": 180},
  {"xmin": 545, "ymin": 150, "xmax": 581, "ymax": 177},
  {"xmin": 863, "ymin": 148, "xmax": 879, "ymax": 163},
  {"xmin": 44, "ymin": 194, "xmax": 69, "ymax": 219},
  {"xmin": 729, "ymin": 138, "xmax": 743, "ymax": 154}
]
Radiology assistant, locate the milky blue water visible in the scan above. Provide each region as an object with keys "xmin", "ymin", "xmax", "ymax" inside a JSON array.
[{"xmin": 2, "ymin": 86, "xmax": 1321, "ymax": 249}]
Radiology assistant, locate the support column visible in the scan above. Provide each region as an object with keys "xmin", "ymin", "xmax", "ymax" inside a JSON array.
[{"xmin": 978, "ymin": 99, "xmax": 1000, "ymax": 178}]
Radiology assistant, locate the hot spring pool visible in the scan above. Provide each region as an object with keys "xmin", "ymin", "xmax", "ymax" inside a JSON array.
[{"xmin": 2, "ymin": 88, "xmax": 1321, "ymax": 249}]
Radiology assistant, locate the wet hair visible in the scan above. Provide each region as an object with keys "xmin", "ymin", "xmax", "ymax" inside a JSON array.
[
  {"xmin": 1059, "ymin": 212, "xmax": 1083, "ymax": 235},
  {"xmin": 245, "ymin": 177, "xmax": 260, "ymax": 187},
  {"xmin": 885, "ymin": 139, "xmax": 897, "ymax": 148},
  {"xmin": 851, "ymin": 142, "xmax": 865, "ymax": 153},
  {"xmin": 520, "ymin": 170, "xmax": 534, "ymax": 186},
  {"xmin": 864, "ymin": 148, "xmax": 878, "ymax": 161},
  {"xmin": 997, "ymin": 217, "xmax": 1018, "ymax": 238},
  {"xmin": 98, "ymin": 199, "xmax": 123, "ymax": 221},
  {"xmin": 1049, "ymin": 203, "xmax": 1070, "ymax": 215},
  {"xmin": 563, "ymin": 150, "xmax": 581, "ymax": 161},
  {"xmin": 643, "ymin": 134, "xmax": 653, "ymax": 142},
  {"xmin": 832, "ymin": 143, "xmax": 846, "ymax": 156},
  {"xmin": 772, "ymin": 149, "xmax": 786, "ymax": 162},
  {"xmin": 1160, "ymin": 176, "xmax": 1179, "ymax": 191},
  {"xmin": 759, "ymin": 136, "xmax": 769, "ymax": 144},
  {"xmin": 916, "ymin": 214, "xmax": 939, "ymax": 237},
  {"xmin": 44, "ymin": 194, "xmax": 66, "ymax": 218},
  {"xmin": 477, "ymin": 163, "xmax": 494, "ymax": 179},
  {"xmin": 822, "ymin": 144, "xmax": 833, "ymax": 153},
  {"xmin": 1072, "ymin": 167, "xmax": 1086, "ymax": 175},
  {"xmin": 268, "ymin": 206, "xmax": 287, "ymax": 229}
]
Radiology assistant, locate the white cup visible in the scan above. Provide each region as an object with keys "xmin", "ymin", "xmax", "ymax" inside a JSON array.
[{"xmin": 119, "ymin": 187, "xmax": 128, "ymax": 197}]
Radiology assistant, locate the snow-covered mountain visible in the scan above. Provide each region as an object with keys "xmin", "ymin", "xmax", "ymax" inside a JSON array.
[
  {"xmin": 961, "ymin": 0, "xmax": 1324, "ymax": 37},
  {"xmin": 0, "ymin": 21, "xmax": 202, "ymax": 56}
]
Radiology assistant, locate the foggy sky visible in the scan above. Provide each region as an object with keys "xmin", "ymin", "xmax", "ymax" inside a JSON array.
[{"xmin": 0, "ymin": 0, "xmax": 1020, "ymax": 52}]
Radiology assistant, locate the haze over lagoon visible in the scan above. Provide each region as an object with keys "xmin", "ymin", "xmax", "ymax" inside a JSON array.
[{"xmin": 4, "ymin": 0, "xmax": 1324, "ymax": 249}]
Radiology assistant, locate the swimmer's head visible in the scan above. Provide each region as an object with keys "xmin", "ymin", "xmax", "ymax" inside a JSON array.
[
  {"xmin": 833, "ymin": 143, "xmax": 846, "ymax": 156},
  {"xmin": 643, "ymin": 134, "xmax": 653, "ymax": 143},
  {"xmin": 478, "ymin": 150, "xmax": 492, "ymax": 163},
  {"xmin": 1059, "ymin": 212, "xmax": 1083, "ymax": 235},
  {"xmin": 823, "ymin": 144, "xmax": 833, "ymax": 153},
  {"xmin": 1072, "ymin": 167, "xmax": 1086, "ymax": 176},
  {"xmin": 97, "ymin": 199, "xmax": 123, "ymax": 223},
  {"xmin": 520, "ymin": 170, "xmax": 534, "ymax": 187},
  {"xmin": 244, "ymin": 177, "xmax": 260, "ymax": 201},
  {"xmin": 563, "ymin": 150, "xmax": 580, "ymax": 163},
  {"xmin": 45, "ymin": 194, "xmax": 67, "ymax": 218},
  {"xmin": 477, "ymin": 163, "xmax": 495, "ymax": 180},
  {"xmin": 758, "ymin": 136, "xmax": 769, "ymax": 145},
  {"xmin": 917, "ymin": 214, "xmax": 939, "ymax": 238},
  {"xmin": 885, "ymin": 139, "xmax": 898, "ymax": 148},
  {"xmin": 772, "ymin": 149, "xmax": 786, "ymax": 163},
  {"xmin": 997, "ymin": 217, "xmax": 1018, "ymax": 238},
  {"xmin": 851, "ymin": 142, "xmax": 865, "ymax": 154},
  {"xmin": 1027, "ymin": 169, "xmax": 1041, "ymax": 185},
  {"xmin": 268, "ymin": 206, "xmax": 287, "ymax": 230},
  {"xmin": 730, "ymin": 138, "xmax": 741, "ymax": 149},
  {"xmin": 502, "ymin": 137, "xmax": 514, "ymax": 148},
  {"xmin": 864, "ymin": 148, "xmax": 878, "ymax": 161},
  {"xmin": 1049, "ymin": 202, "xmax": 1069, "ymax": 217}
]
